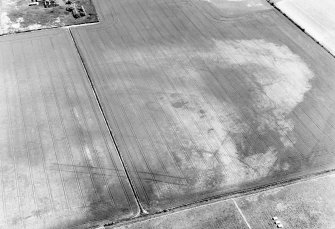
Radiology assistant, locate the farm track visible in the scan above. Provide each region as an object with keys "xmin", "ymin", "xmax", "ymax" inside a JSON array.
[{"xmin": 2, "ymin": 0, "xmax": 335, "ymax": 228}]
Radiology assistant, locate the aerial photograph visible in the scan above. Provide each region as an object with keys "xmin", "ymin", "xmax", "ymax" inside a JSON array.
[{"xmin": 0, "ymin": 0, "xmax": 335, "ymax": 228}]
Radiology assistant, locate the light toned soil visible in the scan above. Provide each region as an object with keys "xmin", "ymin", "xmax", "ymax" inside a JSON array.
[
  {"xmin": 2, "ymin": 0, "xmax": 335, "ymax": 228},
  {"xmin": 113, "ymin": 199, "xmax": 249, "ymax": 229},
  {"xmin": 0, "ymin": 29, "xmax": 138, "ymax": 229},
  {"xmin": 72, "ymin": 0, "xmax": 335, "ymax": 213},
  {"xmin": 271, "ymin": 0, "xmax": 335, "ymax": 55},
  {"xmin": 111, "ymin": 173, "xmax": 335, "ymax": 228},
  {"xmin": 237, "ymin": 173, "xmax": 335, "ymax": 229},
  {"xmin": 0, "ymin": 0, "xmax": 98, "ymax": 35}
]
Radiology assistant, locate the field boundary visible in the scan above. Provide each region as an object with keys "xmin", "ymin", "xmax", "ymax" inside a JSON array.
[
  {"xmin": 67, "ymin": 1, "xmax": 335, "ymax": 223},
  {"xmin": 67, "ymin": 28, "xmax": 145, "ymax": 216},
  {"xmin": 266, "ymin": 0, "xmax": 335, "ymax": 59}
]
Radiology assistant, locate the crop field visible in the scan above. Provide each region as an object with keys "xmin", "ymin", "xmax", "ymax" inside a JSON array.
[
  {"xmin": 115, "ymin": 172, "xmax": 335, "ymax": 229},
  {"xmin": 72, "ymin": 0, "xmax": 335, "ymax": 213},
  {"xmin": 2, "ymin": 0, "xmax": 335, "ymax": 228},
  {"xmin": 0, "ymin": 29, "xmax": 137, "ymax": 229},
  {"xmin": 113, "ymin": 199, "xmax": 249, "ymax": 229},
  {"xmin": 236, "ymin": 173, "xmax": 335, "ymax": 228},
  {"xmin": 269, "ymin": 0, "xmax": 335, "ymax": 55}
]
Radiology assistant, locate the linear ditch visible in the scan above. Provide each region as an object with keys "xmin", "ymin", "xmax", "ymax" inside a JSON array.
[{"xmin": 67, "ymin": 28, "xmax": 146, "ymax": 216}]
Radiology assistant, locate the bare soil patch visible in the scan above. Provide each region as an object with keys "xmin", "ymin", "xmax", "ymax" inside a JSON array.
[{"xmin": 0, "ymin": 0, "xmax": 98, "ymax": 35}]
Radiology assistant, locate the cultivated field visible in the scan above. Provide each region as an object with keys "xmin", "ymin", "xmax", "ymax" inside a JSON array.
[
  {"xmin": 270, "ymin": 0, "xmax": 335, "ymax": 55},
  {"xmin": 114, "ymin": 172, "xmax": 335, "ymax": 229},
  {"xmin": 237, "ymin": 173, "xmax": 335, "ymax": 228},
  {"xmin": 72, "ymin": 0, "xmax": 335, "ymax": 213},
  {"xmin": 2, "ymin": 0, "xmax": 335, "ymax": 227},
  {"xmin": 0, "ymin": 29, "xmax": 137, "ymax": 229},
  {"xmin": 114, "ymin": 199, "xmax": 249, "ymax": 229}
]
